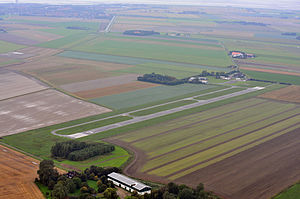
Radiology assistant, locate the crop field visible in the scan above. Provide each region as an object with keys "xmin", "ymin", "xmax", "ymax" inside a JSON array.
[
  {"xmin": 107, "ymin": 98, "xmax": 300, "ymax": 199},
  {"xmin": 0, "ymin": 89, "xmax": 110, "ymax": 137},
  {"xmin": 274, "ymin": 183, "xmax": 300, "ymax": 199},
  {"xmin": 58, "ymin": 50, "xmax": 230, "ymax": 72},
  {"xmin": 239, "ymin": 66, "xmax": 300, "ymax": 76},
  {"xmin": 0, "ymin": 145, "xmax": 44, "ymax": 199},
  {"xmin": 71, "ymin": 35, "xmax": 232, "ymax": 67},
  {"xmin": 90, "ymin": 84, "xmax": 216, "ymax": 110},
  {"xmin": 0, "ymin": 70, "xmax": 47, "ymax": 100},
  {"xmin": 259, "ymin": 85, "xmax": 300, "ymax": 103},
  {"xmin": 10, "ymin": 29, "xmax": 62, "ymax": 43},
  {"xmin": 73, "ymin": 81, "xmax": 158, "ymax": 99},
  {"xmin": 241, "ymin": 69, "xmax": 300, "ymax": 85},
  {"xmin": 60, "ymin": 74, "xmax": 140, "ymax": 93}
]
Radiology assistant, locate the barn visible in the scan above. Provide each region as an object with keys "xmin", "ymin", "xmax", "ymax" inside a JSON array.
[{"xmin": 107, "ymin": 172, "xmax": 151, "ymax": 195}]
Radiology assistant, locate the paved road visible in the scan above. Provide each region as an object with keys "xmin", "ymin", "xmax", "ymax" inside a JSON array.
[
  {"xmin": 52, "ymin": 86, "xmax": 264, "ymax": 139},
  {"xmin": 104, "ymin": 16, "xmax": 116, "ymax": 33}
]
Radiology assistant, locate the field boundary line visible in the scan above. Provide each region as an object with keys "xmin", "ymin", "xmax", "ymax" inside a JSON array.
[
  {"xmin": 165, "ymin": 119, "xmax": 300, "ymax": 178},
  {"xmin": 144, "ymin": 107, "xmax": 298, "ymax": 172}
]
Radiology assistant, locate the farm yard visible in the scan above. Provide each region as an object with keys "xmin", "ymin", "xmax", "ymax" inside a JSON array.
[
  {"xmin": 0, "ymin": 145, "xmax": 44, "ymax": 199},
  {"xmin": 107, "ymin": 97, "xmax": 300, "ymax": 199}
]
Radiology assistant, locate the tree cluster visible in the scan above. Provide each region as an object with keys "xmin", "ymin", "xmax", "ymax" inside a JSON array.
[
  {"xmin": 123, "ymin": 30, "xmax": 160, "ymax": 36},
  {"xmin": 51, "ymin": 140, "xmax": 115, "ymax": 161},
  {"xmin": 216, "ymin": 21, "xmax": 268, "ymax": 26},
  {"xmin": 67, "ymin": 26, "xmax": 90, "ymax": 30},
  {"xmin": 125, "ymin": 182, "xmax": 220, "ymax": 199},
  {"xmin": 37, "ymin": 161, "xmax": 121, "ymax": 199},
  {"xmin": 138, "ymin": 73, "xmax": 184, "ymax": 85},
  {"xmin": 296, "ymin": 36, "xmax": 300, "ymax": 40},
  {"xmin": 281, "ymin": 32, "xmax": 296, "ymax": 36}
]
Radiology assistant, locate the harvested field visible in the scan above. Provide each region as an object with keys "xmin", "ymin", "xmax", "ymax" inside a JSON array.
[
  {"xmin": 259, "ymin": 85, "xmax": 300, "ymax": 103},
  {"xmin": 74, "ymin": 81, "xmax": 158, "ymax": 99},
  {"xmin": 0, "ymin": 70, "xmax": 47, "ymax": 100},
  {"xmin": 0, "ymin": 145, "xmax": 44, "ymax": 199},
  {"xmin": 17, "ymin": 47, "xmax": 63, "ymax": 62},
  {"xmin": 240, "ymin": 66, "xmax": 300, "ymax": 76},
  {"xmin": 107, "ymin": 98, "xmax": 300, "ymax": 199},
  {"xmin": 61, "ymin": 74, "xmax": 140, "ymax": 92},
  {"xmin": 0, "ymin": 89, "xmax": 110, "ymax": 137},
  {"xmin": 0, "ymin": 33, "xmax": 38, "ymax": 45}
]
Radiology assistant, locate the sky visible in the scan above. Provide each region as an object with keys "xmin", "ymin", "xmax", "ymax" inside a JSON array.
[{"xmin": 0, "ymin": 0, "xmax": 299, "ymax": 10}]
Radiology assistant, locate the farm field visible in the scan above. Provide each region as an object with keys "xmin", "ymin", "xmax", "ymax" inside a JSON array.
[
  {"xmin": 71, "ymin": 35, "xmax": 232, "ymax": 67},
  {"xmin": 0, "ymin": 70, "xmax": 47, "ymax": 100},
  {"xmin": 73, "ymin": 81, "xmax": 158, "ymax": 99},
  {"xmin": 107, "ymin": 97, "xmax": 300, "ymax": 199},
  {"xmin": 0, "ymin": 40, "xmax": 25, "ymax": 53},
  {"xmin": 274, "ymin": 183, "xmax": 300, "ymax": 199},
  {"xmin": 0, "ymin": 89, "xmax": 110, "ymax": 137},
  {"xmin": 241, "ymin": 69, "xmax": 300, "ymax": 85},
  {"xmin": 90, "ymin": 84, "xmax": 216, "ymax": 110},
  {"xmin": 0, "ymin": 145, "xmax": 44, "ymax": 199},
  {"xmin": 259, "ymin": 85, "xmax": 300, "ymax": 103}
]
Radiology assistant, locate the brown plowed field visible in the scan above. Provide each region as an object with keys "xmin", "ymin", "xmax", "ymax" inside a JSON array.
[
  {"xmin": 259, "ymin": 85, "xmax": 300, "ymax": 103},
  {"xmin": 240, "ymin": 66, "xmax": 300, "ymax": 76},
  {"xmin": 0, "ymin": 145, "xmax": 43, "ymax": 199},
  {"xmin": 74, "ymin": 81, "xmax": 158, "ymax": 99},
  {"xmin": 176, "ymin": 127, "xmax": 300, "ymax": 199},
  {"xmin": 0, "ymin": 33, "xmax": 38, "ymax": 45}
]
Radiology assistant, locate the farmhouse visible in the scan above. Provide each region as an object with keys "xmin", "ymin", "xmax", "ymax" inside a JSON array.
[{"xmin": 108, "ymin": 172, "xmax": 151, "ymax": 195}]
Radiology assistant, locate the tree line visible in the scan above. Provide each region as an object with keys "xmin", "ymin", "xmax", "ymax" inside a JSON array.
[
  {"xmin": 123, "ymin": 30, "xmax": 160, "ymax": 36},
  {"xmin": 138, "ymin": 73, "xmax": 184, "ymax": 85},
  {"xmin": 51, "ymin": 140, "xmax": 115, "ymax": 161}
]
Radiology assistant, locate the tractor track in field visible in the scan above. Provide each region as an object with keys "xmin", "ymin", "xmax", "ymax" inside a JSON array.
[
  {"xmin": 144, "ymin": 106, "xmax": 298, "ymax": 168},
  {"xmin": 128, "ymin": 100, "xmax": 267, "ymax": 144},
  {"xmin": 165, "ymin": 119, "xmax": 300, "ymax": 179}
]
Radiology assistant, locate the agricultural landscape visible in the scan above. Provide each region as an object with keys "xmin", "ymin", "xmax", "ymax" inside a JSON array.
[{"xmin": 0, "ymin": 2, "xmax": 300, "ymax": 199}]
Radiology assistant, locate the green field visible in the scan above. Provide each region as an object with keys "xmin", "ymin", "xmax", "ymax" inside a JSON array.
[
  {"xmin": 90, "ymin": 84, "xmax": 216, "ymax": 110},
  {"xmin": 241, "ymin": 69, "xmax": 300, "ymax": 85},
  {"xmin": 0, "ymin": 40, "xmax": 25, "ymax": 53},
  {"xmin": 273, "ymin": 183, "xmax": 300, "ymax": 199},
  {"xmin": 111, "ymin": 98, "xmax": 300, "ymax": 180},
  {"xmin": 58, "ymin": 50, "xmax": 230, "ymax": 72},
  {"xmin": 71, "ymin": 36, "xmax": 232, "ymax": 67}
]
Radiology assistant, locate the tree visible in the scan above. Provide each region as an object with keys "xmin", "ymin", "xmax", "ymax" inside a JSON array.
[
  {"xmin": 73, "ymin": 177, "xmax": 82, "ymax": 189},
  {"xmin": 103, "ymin": 188, "xmax": 118, "ymax": 199},
  {"xmin": 98, "ymin": 184, "xmax": 107, "ymax": 193},
  {"xmin": 52, "ymin": 182, "xmax": 68, "ymax": 199},
  {"xmin": 167, "ymin": 182, "xmax": 179, "ymax": 195},
  {"xmin": 66, "ymin": 179, "xmax": 76, "ymax": 193},
  {"xmin": 178, "ymin": 188, "xmax": 195, "ymax": 199},
  {"xmin": 163, "ymin": 191, "xmax": 177, "ymax": 199},
  {"xmin": 37, "ymin": 160, "xmax": 59, "ymax": 186}
]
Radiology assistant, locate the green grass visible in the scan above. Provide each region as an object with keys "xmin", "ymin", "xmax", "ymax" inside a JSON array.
[
  {"xmin": 241, "ymin": 69, "xmax": 300, "ymax": 85},
  {"xmin": 195, "ymin": 87, "xmax": 245, "ymax": 100},
  {"xmin": 131, "ymin": 100, "xmax": 197, "ymax": 117},
  {"xmin": 36, "ymin": 182, "xmax": 51, "ymax": 199},
  {"xmin": 0, "ymin": 40, "xmax": 25, "ymax": 53},
  {"xmin": 56, "ymin": 116, "xmax": 132, "ymax": 135},
  {"xmin": 71, "ymin": 38, "xmax": 232, "ymax": 67},
  {"xmin": 90, "ymin": 84, "xmax": 216, "ymax": 110},
  {"xmin": 273, "ymin": 183, "xmax": 300, "ymax": 199}
]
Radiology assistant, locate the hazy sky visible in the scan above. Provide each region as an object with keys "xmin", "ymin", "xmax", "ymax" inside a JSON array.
[{"xmin": 0, "ymin": 0, "xmax": 299, "ymax": 10}]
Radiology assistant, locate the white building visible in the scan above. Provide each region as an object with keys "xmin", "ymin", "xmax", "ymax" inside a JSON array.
[{"xmin": 107, "ymin": 172, "xmax": 151, "ymax": 195}]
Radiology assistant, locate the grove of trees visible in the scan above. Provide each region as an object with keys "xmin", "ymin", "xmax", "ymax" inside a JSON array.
[
  {"xmin": 138, "ymin": 73, "xmax": 184, "ymax": 85},
  {"xmin": 51, "ymin": 140, "xmax": 115, "ymax": 161}
]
